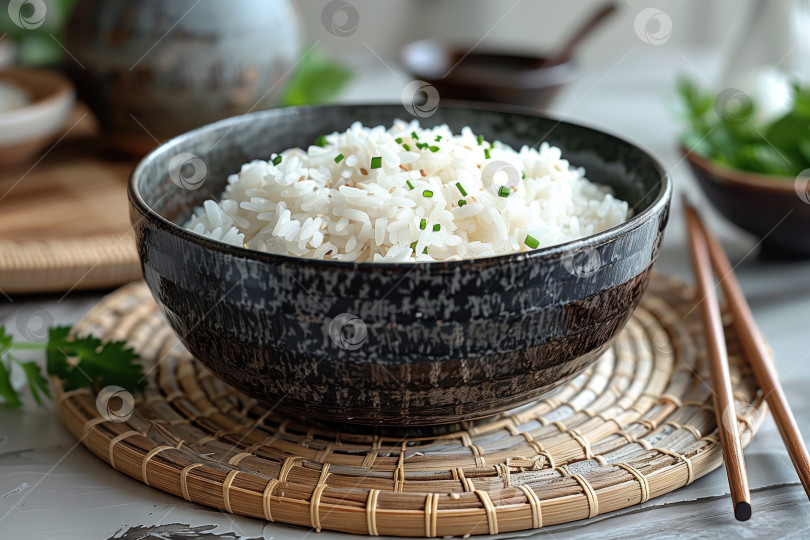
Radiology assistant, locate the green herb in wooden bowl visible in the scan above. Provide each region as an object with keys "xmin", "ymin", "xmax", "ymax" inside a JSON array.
[{"xmin": 678, "ymin": 78, "xmax": 810, "ymax": 177}]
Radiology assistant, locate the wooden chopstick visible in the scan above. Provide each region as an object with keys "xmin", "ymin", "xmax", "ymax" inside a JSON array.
[
  {"xmin": 689, "ymin": 202, "xmax": 810, "ymax": 502},
  {"xmin": 684, "ymin": 200, "xmax": 752, "ymax": 521}
]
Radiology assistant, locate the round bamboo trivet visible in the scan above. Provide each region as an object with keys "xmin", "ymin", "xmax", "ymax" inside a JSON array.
[{"xmin": 57, "ymin": 275, "xmax": 768, "ymax": 537}]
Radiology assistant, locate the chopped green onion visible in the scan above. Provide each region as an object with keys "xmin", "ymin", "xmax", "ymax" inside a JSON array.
[
  {"xmin": 458, "ymin": 199, "xmax": 467, "ymax": 206},
  {"xmin": 272, "ymin": 155, "xmax": 282, "ymax": 166},
  {"xmin": 406, "ymin": 180, "xmax": 414, "ymax": 190},
  {"xmin": 419, "ymin": 218, "xmax": 426, "ymax": 230},
  {"xmin": 489, "ymin": 142, "xmax": 494, "ymax": 149},
  {"xmin": 423, "ymin": 247, "xmax": 428, "ymax": 254},
  {"xmin": 410, "ymin": 241, "xmax": 417, "ymax": 251},
  {"xmin": 455, "ymin": 182, "xmax": 467, "ymax": 196},
  {"xmin": 314, "ymin": 135, "xmax": 327, "ymax": 147},
  {"xmin": 370, "ymin": 156, "xmax": 382, "ymax": 169},
  {"xmin": 423, "ymin": 190, "xmax": 434, "ymax": 198},
  {"xmin": 395, "ymin": 137, "xmax": 403, "ymax": 144},
  {"xmin": 498, "ymin": 186, "xmax": 510, "ymax": 197},
  {"xmin": 334, "ymin": 153, "xmax": 345, "ymax": 163},
  {"xmin": 416, "ymin": 142, "xmax": 429, "ymax": 150},
  {"xmin": 521, "ymin": 171, "xmax": 526, "ymax": 179},
  {"xmin": 402, "ymin": 143, "xmax": 411, "ymax": 151},
  {"xmin": 429, "ymin": 145, "xmax": 440, "ymax": 153},
  {"xmin": 476, "ymin": 134, "xmax": 484, "ymax": 145},
  {"xmin": 524, "ymin": 234, "xmax": 540, "ymax": 249},
  {"xmin": 411, "ymin": 131, "xmax": 419, "ymax": 140},
  {"xmin": 435, "ymin": 135, "xmax": 443, "ymax": 141},
  {"xmin": 432, "ymin": 224, "xmax": 440, "ymax": 231},
  {"xmin": 484, "ymin": 148, "xmax": 491, "ymax": 159}
]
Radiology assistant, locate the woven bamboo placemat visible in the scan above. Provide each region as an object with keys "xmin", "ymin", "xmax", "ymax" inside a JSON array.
[
  {"xmin": 0, "ymin": 108, "xmax": 142, "ymax": 295},
  {"xmin": 57, "ymin": 275, "xmax": 767, "ymax": 537}
]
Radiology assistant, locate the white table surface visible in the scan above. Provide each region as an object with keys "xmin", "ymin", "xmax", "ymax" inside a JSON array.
[{"xmin": 2, "ymin": 45, "xmax": 810, "ymax": 539}]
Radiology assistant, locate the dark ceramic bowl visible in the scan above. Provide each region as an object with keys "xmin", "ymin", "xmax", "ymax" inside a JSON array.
[
  {"xmin": 129, "ymin": 103, "xmax": 671, "ymax": 425},
  {"xmin": 684, "ymin": 148, "xmax": 810, "ymax": 257},
  {"xmin": 401, "ymin": 40, "xmax": 576, "ymax": 110}
]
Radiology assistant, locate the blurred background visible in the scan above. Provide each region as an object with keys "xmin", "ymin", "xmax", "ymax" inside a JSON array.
[
  {"xmin": 298, "ymin": 0, "xmax": 738, "ymax": 61},
  {"xmin": 1, "ymin": 0, "xmax": 809, "ymax": 296}
]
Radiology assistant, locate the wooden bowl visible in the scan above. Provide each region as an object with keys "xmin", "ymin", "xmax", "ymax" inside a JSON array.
[
  {"xmin": 129, "ymin": 103, "xmax": 671, "ymax": 425},
  {"xmin": 683, "ymin": 148, "xmax": 810, "ymax": 257},
  {"xmin": 0, "ymin": 68, "xmax": 75, "ymax": 169},
  {"xmin": 401, "ymin": 40, "xmax": 576, "ymax": 110}
]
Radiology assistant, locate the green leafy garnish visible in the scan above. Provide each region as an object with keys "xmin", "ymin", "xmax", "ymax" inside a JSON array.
[
  {"xmin": 524, "ymin": 235, "xmax": 540, "ymax": 249},
  {"xmin": 498, "ymin": 186, "xmax": 511, "ymax": 197},
  {"xmin": 334, "ymin": 153, "xmax": 345, "ymax": 163},
  {"xmin": 370, "ymin": 156, "xmax": 382, "ymax": 169},
  {"xmin": 484, "ymin": 148, "xmax": 491, "ymax": 160},
  {"xmin": 314, "ymin": 135, "xmax": 328, "ymax": 147},
  {"xmin": 419, "ymin": 218, "xmax": 426, "ymax": 230},
  {"xmin": 423, "ymin": 190, "xmax": 434, "ymax": 198},
  {"xmin": 272, "ymin": 155, "xmax": 282, "ymax": 166},
  {"xmin": 0, "ymin": 325, "xmax": 144, "ymax": 408},
  {"xmin": 432, "ymin": 224, "xmax": 441, "ymax": 231},
  {"xmin": 21, "ymin": 361, "xmax": 50, "ymax": 405},
  {"xmin": 677, "ymin": 77, "xmax": 810, "ymax": 176}
]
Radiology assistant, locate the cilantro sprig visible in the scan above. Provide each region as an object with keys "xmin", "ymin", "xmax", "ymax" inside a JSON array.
[{"xmin": 0, "ymin": 325, "xmax": 144, "ymax": 408}]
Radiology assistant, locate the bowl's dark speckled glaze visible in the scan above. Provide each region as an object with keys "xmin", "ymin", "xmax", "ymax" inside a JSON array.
[{"xmin": 129, "ymin": 103, "xmax": 671, "ymax": 426}]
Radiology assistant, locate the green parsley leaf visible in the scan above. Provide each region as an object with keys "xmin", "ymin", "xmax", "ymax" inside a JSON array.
[
  {"xmin": 0, "ymin": 324, "xmax": 145, "ymax": 408},
  {"xmin": 0, "ymin": 326, "xmax": 12, "ymax": 351},
  {"xmin": 20, "ymin": 361, "xmax": 50, "ymax": 405},
  {"xmin": 0, "ymin": 359, "xmax": 22, "ymax": 408},
  {"xmin": 46, "ymin": 326, "xmax": 72, "ymax": 378},
  {"xmin": 46, "ymin": 326, "xmax": 145, "ymax": 391}
]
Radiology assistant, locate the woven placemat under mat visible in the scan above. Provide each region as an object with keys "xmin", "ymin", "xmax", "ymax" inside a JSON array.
[
  {"xmin": 0, "ymin": 107, "xmax": 141, "ymax": 295},
  {"xmin": 57, "ymin": 275, "xmax": 768, "ymax": 537}
]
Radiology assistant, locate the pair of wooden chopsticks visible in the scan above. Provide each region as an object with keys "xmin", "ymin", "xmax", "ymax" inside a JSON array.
[{"xmin": 684, "ymin": 198, "xmax": 810, "ymax": 521}]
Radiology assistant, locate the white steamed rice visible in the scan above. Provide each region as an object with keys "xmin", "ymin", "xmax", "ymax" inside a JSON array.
[{"xmin": 183, "ymin": 120, "xmax": 630, "ymax": 263}]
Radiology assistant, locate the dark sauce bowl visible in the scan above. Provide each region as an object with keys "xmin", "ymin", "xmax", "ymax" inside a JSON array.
[
  {"xmin": 401, "ymin": 39, "xmax": 577, "ymax": 109},
  {"xmin": 129, "ymin": 103, "xmax": 671, "ymax": 425}
]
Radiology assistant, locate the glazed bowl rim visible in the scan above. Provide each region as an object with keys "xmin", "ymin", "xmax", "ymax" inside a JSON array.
[{"xmin": 129, "ymin": 101, "xmax": 672, "ymax": 273}]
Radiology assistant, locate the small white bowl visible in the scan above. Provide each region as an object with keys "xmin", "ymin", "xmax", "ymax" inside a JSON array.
[{"xmin": 0, "ymin": 68, "xmax": 75, "ymax": 169}]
